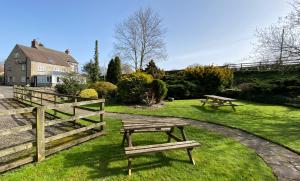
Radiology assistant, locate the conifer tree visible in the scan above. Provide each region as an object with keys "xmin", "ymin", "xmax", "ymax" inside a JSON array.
[{"xmin": 106, "ymin": 56, "xmax": 122, "ymax": 84}]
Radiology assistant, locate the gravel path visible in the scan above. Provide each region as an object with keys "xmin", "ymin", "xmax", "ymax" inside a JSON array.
[{"xmin": 106, "ymin": 112, "xmax": 300, "ymax": 181}]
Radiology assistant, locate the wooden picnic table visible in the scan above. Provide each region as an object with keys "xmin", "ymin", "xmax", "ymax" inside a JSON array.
[
  {"xmin": 200, "ymin": 95, "xmax": 240, "ymax": 111},
  {"xmin": 121, "ymin": 119, "xmax": 200, "ymax": 175}
]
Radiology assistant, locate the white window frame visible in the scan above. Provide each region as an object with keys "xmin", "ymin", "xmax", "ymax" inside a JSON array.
[
  {"xmin": 21, "ymin": 64, "xmax": 26, "ymax": 71},
  {"xmin": 21, "ymin": 76, "xmax": 26, "ymax": 83},
  {"xmin": 38, "ymin": 66, "xmax": 46, "ymax": 72}
]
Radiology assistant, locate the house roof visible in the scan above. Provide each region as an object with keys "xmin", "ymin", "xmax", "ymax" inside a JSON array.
[{"xmin": 16, "ymin": 44, "xmax": 78, "ymax": 67}]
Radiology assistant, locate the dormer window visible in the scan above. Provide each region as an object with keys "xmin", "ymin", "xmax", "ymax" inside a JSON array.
[
  {"xmin": 38, "ymin": 66, "xmax": 46, "ymax": 72},
  {"xmin": 48, "ymin": 57, "xmax": 54, "ymax": 64},
  {"xmin": 14, "ymin": 53, "xmax": 20, "ymax": 59}
]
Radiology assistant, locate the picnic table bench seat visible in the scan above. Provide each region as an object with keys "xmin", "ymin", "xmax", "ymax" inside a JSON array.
[
  {"xmin": 125, "ymin": 140, "xmax": 200, "ymax": 175},
  {"xmin": 125, "ymin": 140, "xmax": 200, "ymax": 156},
  {"xmin": 120, "ymin": 127, "xmax": 171, "ymax": 133}
]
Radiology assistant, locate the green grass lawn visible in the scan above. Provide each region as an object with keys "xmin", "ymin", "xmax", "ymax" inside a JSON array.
[
  {"xmin": 0, "ymin": 118, "xmax": 275, "ymax": 180},
  {"xmin": 91, "ymin": 99, "xmax": 300, "ymax": 153}
]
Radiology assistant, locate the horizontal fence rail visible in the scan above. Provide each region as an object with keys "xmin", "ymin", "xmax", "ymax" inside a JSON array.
[
  {"xmin": 223, "ymin": 59, "xmax": 300, "ymax": 71},
  {"xmin": 0, "ymin": 86, "xmax": 105, "ymax": 173}
]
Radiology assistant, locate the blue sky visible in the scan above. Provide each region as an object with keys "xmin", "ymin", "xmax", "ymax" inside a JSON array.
[{"xmin": 0, "ymin": 0, "xmax": 292, "ymax": 70}]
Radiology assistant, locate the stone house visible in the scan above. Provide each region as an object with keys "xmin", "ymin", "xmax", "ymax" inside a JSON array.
[{"xmin": 4, "ymin": 39, "xmax": 78, "ymax": 86}]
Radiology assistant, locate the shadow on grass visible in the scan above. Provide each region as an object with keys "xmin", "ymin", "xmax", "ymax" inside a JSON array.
[{"xmin": 62, "ymin": 139, "xmax": 192, "ymax": 179}]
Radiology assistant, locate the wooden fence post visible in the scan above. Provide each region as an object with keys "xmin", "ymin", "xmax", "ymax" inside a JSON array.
[
  {"xmin": 73, "ymin": 98, "xmax": 77, "ymax": 116},
  {"xmin": 100, "ymin": 102, "xmax": 104, "ymax": 130},
  {"xmin": 40, "ymin": 93, "xmax": 43, "ymax": 105},
  {"xmin": 54, "ymin": 95, "xmax": 57, "ymax": 116},
  {"xmin": 36, "ymin": 106, "xmax": 45, "ymax": 162},
  {"xmin": 21, "ymin": 87, "xmax": 24, "ymax": 102},
  {"xmin": 30, "ymin": 90, "xmax": 33, "ymax": 106}
]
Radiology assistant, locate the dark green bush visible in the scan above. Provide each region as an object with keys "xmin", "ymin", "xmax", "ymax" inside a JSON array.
[
  {"xmin": 55, "ymin": 73, "xmax": 86, "ymax": 96},
  {"xmin": 220, "ymin": 89, "xmax": 241, "ymax": 98},
  {"xmin": 144, "ymin": 60, "xmax": 165, "ymax": 79},
  {"xmin": 167, "ymin": 84, "xmax": 190, "ymax": 99},
  {"xmin": 151, "ymin": 79, "xmax": 168, "ymax": 103},
  {"xmin": 117, "ymin": 72, "xmax": 153, "ymax": 104},
  {"xmin": 88, "ymin": 81, "xmax": 117, "ymax": 99}
]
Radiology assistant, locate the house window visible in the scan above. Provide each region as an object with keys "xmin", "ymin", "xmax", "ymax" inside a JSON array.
[
  {"xmin": 14, "ymin": 53, "xmax": 20, "ymax": 59},
  {"xmin": 21, "ymin": 64, "xmax": 26, "ymax": 71},
  {"xmin": 7, "ymin": 66, "xmax": 11, "ymax": 71},
  {"xmin": 21, "ymin": 76, "xmax": 26, "ymax": 83},
  {"xmin": 38, "ymin": 66, "xmax": 46, "ymax": 72},
  {"xmin": 12, "ymin": 77, "xmax": 15, "ymax": 83},
  {"xmin": 47, "ymin": 76, "xmax": 51, "ymax": 83},
  {"xmin": 54, "ymin": 67, "xmax": 60, "ymax": 72}
]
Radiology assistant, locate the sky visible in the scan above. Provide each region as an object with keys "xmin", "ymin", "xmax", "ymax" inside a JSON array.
[{"xmin": 0, "ymin": 0, "xmax": 292, "ymax": 70}]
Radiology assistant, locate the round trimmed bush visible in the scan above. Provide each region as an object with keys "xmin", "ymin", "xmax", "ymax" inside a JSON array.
[
  {"xmin": 79, "ymin": 89, "xmax": 98, "ymax": 99},
  {"xmin": 117, "ymin": 72, "xmax": 153, "ymax": 104},
  {"xmin": 151, "ymin": 79, "xmax": 167, "ymax": 103},
  {"xmin": 88, "ymin": 81, "xmax": 117, "ymax": 99}
]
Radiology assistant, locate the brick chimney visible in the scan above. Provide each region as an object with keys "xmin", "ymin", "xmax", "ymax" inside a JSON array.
[
  {"xmin": 31, "ymin": 39, "xmax": 38, "ymax": 48},
  {"xmin": 65, "ymin": 49, "xmax": 70, "ymax": 55}
]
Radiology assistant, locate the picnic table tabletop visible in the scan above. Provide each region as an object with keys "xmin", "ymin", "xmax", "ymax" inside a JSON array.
[
  {"xmin": 204, "ymin": 95, "xmax": 236, "ymax": 101},
  {"xmin": 122, "ymin": 119, "xmax": 190, "ymax": 131}
]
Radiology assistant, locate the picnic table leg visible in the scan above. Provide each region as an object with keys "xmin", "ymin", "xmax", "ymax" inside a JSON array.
[
  {"xmin": 167, "ymin": 127, "xmax": 174, "ymax": 142},
  {"xmin": 201, "ymin": 97, "xmax": 209, "ymax": 106},
  {"xmin": 201, "ymin": 101, "xmax": 206, "ymax": 107},
  {"xmin": 179, "ymin": 127, "xmax": 195, "ymax": 165},
  {"xmin": 231, "ymin": 105, "xmax": 236, "ymax": 112},
  {"xmin": 127, "ymin": 131, "xmax": 133, "ymax": 175},
  {"xmin": 128, "ymin": 157, "xmax": 132, "ymax": 176},
  {"xmin": 229, "ymin": 101, "xmax": 236, "ymax": 112},
  {"xmin": 122, "ymin": 131, "xmax": 127, "ymax": 146},
  {"xmin": 127, "ymin": 131, "xmax": 133, "ymax": 147}
]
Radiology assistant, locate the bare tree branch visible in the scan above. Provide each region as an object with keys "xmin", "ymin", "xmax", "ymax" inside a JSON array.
[{"xmin": 114, "ymin": 7, "xmax": 167, "ymax": 70}]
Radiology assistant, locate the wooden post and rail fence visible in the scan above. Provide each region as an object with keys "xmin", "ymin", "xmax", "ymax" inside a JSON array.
[
  {"xmin": 223, "ymin": 59, "xmax": 300, "ymax": 71},
  {"xmin": 0, "ymin": 86, "xmax": 105, "ymax": 173}
]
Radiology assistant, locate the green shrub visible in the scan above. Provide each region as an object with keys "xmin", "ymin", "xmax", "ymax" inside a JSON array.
[
  {"xmin": 79, "ymin": 89, "xmax": 98, "ymax": 99},
  {"xmin": 220, "ymin": 89, "xmax": 241, "ymax": 98},
  {"xmin": 167, "ymin": 84, "xmax": 190, "ymax": 99},
  {"xmin": 117, "ymin": 72, "xmax": 153, "ymax": 104},
  {"xmin": 55, "ymin": 73, "xmax": 86, "ymax": 96},
  {"xmin": 144, "ymin": 60, "xmax": 165, "ymax": 79},
  {"xmin": 151, "ymin": 79, "xmax": 168, "ymax": 103},
  {"xmin": 88, "ymin": 81, "xmax": 117, "ymax": 99},
  {"xmin": 185, "ymin": 65, "xmax": 233, "ymax": 94}
]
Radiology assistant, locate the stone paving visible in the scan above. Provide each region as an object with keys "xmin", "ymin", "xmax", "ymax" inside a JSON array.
[{"xmin": 106, "ymin": 112, "xmax": 300, "ymax": 181}]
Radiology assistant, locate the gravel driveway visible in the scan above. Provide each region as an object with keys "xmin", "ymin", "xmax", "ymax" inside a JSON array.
[{"xmin": 0, "ymin": 86, "xmax": 13, "ymax": 99}]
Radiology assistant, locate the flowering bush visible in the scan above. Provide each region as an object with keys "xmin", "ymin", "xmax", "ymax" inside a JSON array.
[{"xmin": 79, "ymin": 89, "xmax": 98, "ymax": 99}]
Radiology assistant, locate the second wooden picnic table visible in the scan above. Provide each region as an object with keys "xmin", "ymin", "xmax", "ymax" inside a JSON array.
[
  {"xmin": 121, "ymin": 118, "xmax": 200, "ymax": 175},
  {"xmin": 200, "ymin": 95, "xmax": 240, "ymax": 111}
]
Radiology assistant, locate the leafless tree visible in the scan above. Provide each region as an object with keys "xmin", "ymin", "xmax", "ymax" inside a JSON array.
[
  {"xmin": 114, "ymin": 7, "xmax": 167, "ymax": 70},
  {"xmin": 253, "ymin": 1, "xmax": 300, "ymax": 63},
  {"xmin": 121, "ymin": 63, "xmax": 134, "ymax": 74}
]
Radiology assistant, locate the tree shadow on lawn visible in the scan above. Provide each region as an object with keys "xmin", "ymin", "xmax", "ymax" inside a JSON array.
[{"xmin": 62, "ymin": 140, "xmax": 192, "ymax": 180}]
